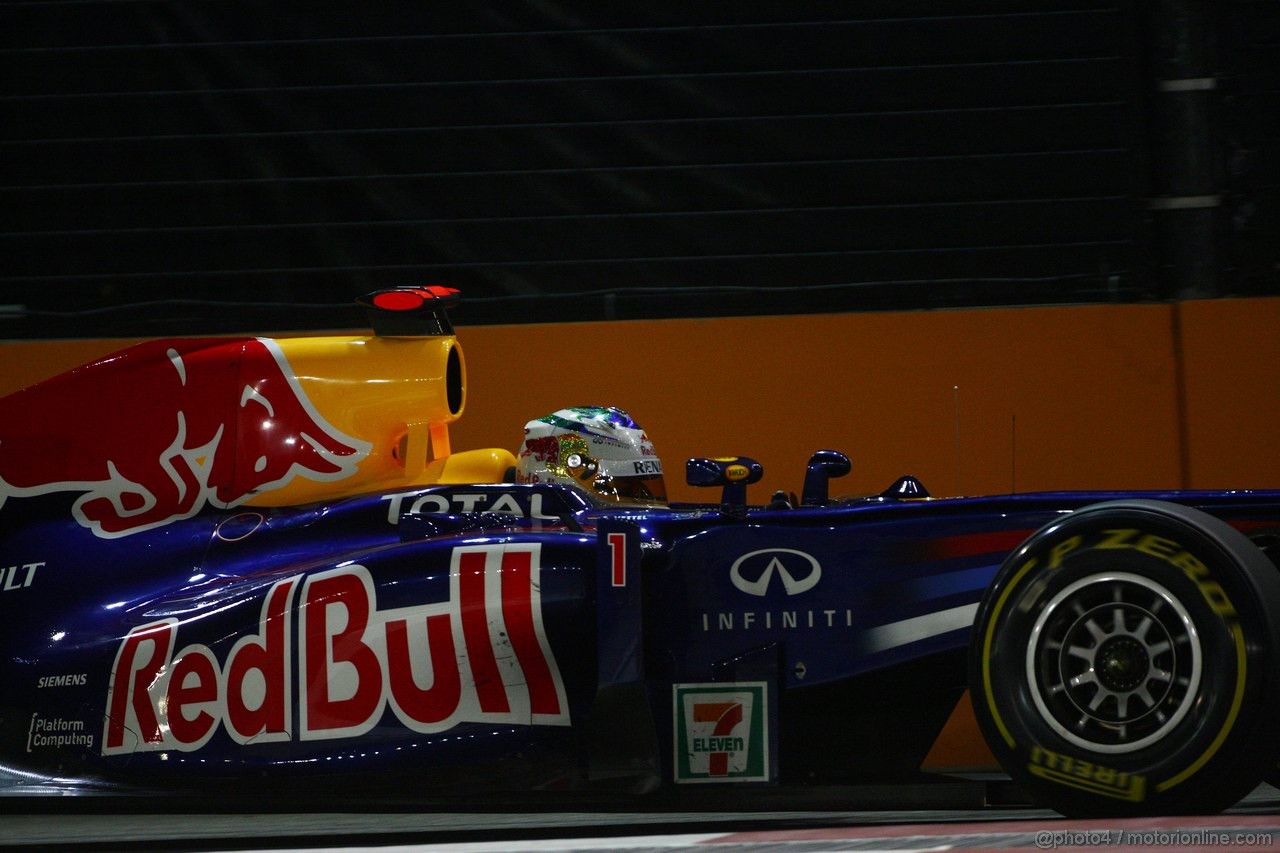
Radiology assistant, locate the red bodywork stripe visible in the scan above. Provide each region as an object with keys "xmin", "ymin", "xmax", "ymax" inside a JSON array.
[
  {"xmin": 924, "ymin": 529, "xmax": 1036, "ymax": 562},
  {"xmin": 501, "ymin": 549, "xmax": 561, "ymax": 716},
  {"xmin": 459, "ymin": 550, "xmax": 509, "ymax": 713}
]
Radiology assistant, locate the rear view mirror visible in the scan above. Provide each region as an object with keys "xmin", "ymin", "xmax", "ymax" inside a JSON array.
[{"xmin": 686, "ymin": 456, "xmax": 763, "ymax": 508}]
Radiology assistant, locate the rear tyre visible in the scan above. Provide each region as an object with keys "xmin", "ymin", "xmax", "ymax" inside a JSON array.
[{"xmin": 970, "ymin": 500, "xmax": 1280, "ymax": 816}]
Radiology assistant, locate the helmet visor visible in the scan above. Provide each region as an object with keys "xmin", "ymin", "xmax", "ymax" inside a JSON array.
[{"xmin": 610, "ymin": 473, "xmax": 668, "ymax": 504}]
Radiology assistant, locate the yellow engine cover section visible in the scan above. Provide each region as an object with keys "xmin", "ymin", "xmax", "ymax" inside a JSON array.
[
  {"xmin": 0, "ymin": 328, "xmax": 513, "ymax": 540},
  {"xmin": 245, "ymin": 333, "xmax": 470, "ymax": 506}
]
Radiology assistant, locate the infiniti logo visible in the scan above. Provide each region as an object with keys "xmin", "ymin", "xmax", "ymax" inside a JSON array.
[{"xmin": 729, "ymin": 549, "xmax": 822, "ymax": 596}]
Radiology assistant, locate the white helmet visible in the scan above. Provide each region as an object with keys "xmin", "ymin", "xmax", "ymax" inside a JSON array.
[{"xmin": 516, "ymin": 407, "xmax": 666, "ymax": 504}]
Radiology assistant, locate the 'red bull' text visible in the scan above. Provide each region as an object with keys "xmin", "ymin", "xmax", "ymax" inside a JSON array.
[{"xmin": 102, "ymin": 544, "xmax": 568, "ymax": 755}]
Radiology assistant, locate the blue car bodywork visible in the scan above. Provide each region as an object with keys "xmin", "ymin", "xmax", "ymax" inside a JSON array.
[{"xmin": 5, "ymin": 472, "xmax": 1279, "ymax": 797}]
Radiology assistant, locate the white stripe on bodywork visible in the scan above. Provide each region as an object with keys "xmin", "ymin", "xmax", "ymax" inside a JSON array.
[
  {"xmin": 240, "ymin": 384, "xmax": 275, "ymax": 418},
  {"xmin": 166, "ymin": 348, "xmax": 186, "ymax": 385},
  {"xmin": 859, "ymin": 603, "xmax": 979, "ymax": 654}
]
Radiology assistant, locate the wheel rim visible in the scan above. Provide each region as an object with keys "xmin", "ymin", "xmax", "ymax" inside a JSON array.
[{"xmin": 1025, "ymin": 572, "xmax": 1202, "ymax": 754}]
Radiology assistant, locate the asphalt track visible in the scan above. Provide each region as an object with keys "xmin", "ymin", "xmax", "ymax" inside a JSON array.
[{"xmin": 2, "ymin": 785, "xmax": 1279, "ymax": 852}]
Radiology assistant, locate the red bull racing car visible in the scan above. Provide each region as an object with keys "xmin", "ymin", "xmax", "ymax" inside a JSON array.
[{"xmin": 2, "ymin": 287, "xmax": 1280, "ymax": 818}]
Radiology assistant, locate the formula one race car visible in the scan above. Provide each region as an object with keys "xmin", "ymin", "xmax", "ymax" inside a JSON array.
[{"xmin": 2, "ymin": 288, "xmax": 1279, "ymax": 818}]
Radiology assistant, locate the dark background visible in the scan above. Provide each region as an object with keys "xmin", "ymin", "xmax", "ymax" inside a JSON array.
[{"xmin": 2, "ymin": 1, "xmax": 1277, "ymax": 338}]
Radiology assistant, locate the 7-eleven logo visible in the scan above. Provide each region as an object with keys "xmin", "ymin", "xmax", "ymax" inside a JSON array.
[{"xmin": 673, "ymin": 683, "xmax": 768, "ymax": 783}]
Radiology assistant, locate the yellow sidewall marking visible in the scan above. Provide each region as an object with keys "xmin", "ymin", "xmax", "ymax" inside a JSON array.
[
  {"xmin": 982, "ymin": 556, "xmax": 1037, "ymax": 748},
  {"xmin": 1028, "ymin": 765, "xmax": 1146, "ymax": 802},
  {"xmin": 1156, "ymin": 626, "xmax": 1247, "ymax": 792}
]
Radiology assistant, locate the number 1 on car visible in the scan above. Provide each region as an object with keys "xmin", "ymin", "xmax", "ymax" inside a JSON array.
[{"xmin": 607, "ymin": 532, "xmax": 627, "ymax": 587}]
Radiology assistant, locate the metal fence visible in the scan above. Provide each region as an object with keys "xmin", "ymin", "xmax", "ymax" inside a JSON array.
[{"xmin": 1, "ymin": 1, "xmax": 1275, "ymax": 337}]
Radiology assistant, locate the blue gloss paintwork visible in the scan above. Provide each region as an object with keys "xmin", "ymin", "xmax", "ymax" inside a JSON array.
[{"xmin": 3, "ymin": 478, "xmax": 1280, "ymax": 794}]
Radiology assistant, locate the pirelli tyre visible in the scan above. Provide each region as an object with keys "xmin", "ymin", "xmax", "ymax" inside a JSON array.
[{"xmin": 970, "ymin": 500, "xmax": 1280, "ymax": 817}]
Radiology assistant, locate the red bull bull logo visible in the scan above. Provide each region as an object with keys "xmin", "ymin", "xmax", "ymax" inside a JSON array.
[
  {"xmin": 102, "ymin": 543, "xmax": 568, "ymax": 755},
  {"xmin": 0, "ymin": 337, "xmax": 369, "ymax": 538}
]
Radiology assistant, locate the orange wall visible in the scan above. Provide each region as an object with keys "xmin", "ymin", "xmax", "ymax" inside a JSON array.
[
  {"xmin": 1178, "ymin": 299, "xmax": 1280, "ymax": 489},
  {"xmin": 3, "ymin": 298, "xmax": 1277, "ymax": 502}
]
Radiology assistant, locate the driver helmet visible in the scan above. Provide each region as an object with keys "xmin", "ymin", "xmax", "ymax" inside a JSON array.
[{"xmin": 516, "ymin": 406, "xmax": 667, "ymax": 504}]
